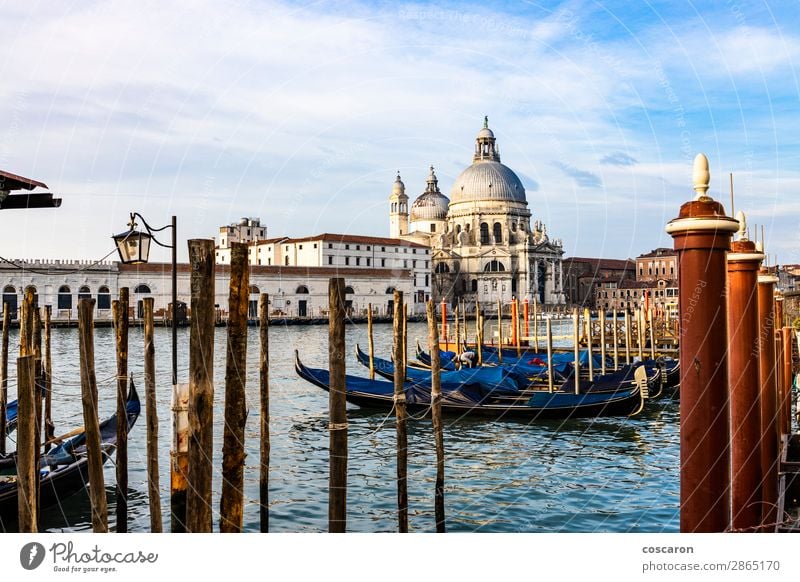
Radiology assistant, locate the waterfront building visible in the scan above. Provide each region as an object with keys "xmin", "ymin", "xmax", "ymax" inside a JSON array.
[
  {"xmin": 396, "ymin": 118, "xmax": 566, "ymax": 309},
  {"xmin": 636, "ymin": 247, "xmax": 677, "ymax": 282},
  {"xmin": 562, "ymin": 257, "xmax": 635, "ymax": 307},
  {"xmin": 0, "ymin": 259, "xmax": 413, "ymax": 322}
]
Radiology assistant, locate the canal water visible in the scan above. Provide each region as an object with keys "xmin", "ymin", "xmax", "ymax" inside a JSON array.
[{"xmin": 2, "ymin": 319, "xmax": 679, "ymax": 532}]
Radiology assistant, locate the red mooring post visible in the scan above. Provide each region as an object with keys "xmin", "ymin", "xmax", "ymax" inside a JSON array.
[
  {"xmin": 782, "ymin": 326, "xmax": 793, "ymax": 436},
  {"xmin": 665, "ymin": 153, "xmax": 739, "ymax": 532},
  {"xmin": 756, "ymin": 262, "xmax": 779, "ymax": 530},
  {"xmin": 726, "ymin": 214, "xmax": 764, "ymax": 532},
  {"xmin": 523, "ymin": 298, "xmax": 530, "ymax": 339}
]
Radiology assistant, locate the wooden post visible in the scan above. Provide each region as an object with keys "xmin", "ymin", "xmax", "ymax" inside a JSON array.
[
  {"xmin": 114, "ymin": 288, "xmax": 130, "ymax": 533},
  {"xmin": 612, "ymin": 308, "xmax": 619, "ymax": 371},
  {"xmin": 143, "ymin": 298, "xmax": 163, "ymax": 533},
  {"xmin": 43, "ymin": 306, "xmax": 53, "ymax": 451},
  {"xmin": 367, "ymin": 302, "xmax": 375, "ymax": 380},
  {"xmin": 403, "ymin": 303, "xmax": 408, "ymax": 378},
  {"xmin": 599, "ymin": 309, "xmax": 606, "ymax": 375},
  {"xmin": 782, "ymin": 326, "xmax": 793, "ymax": 437},
  {"xmin": 328, "ymin": 278, "xmax": 347, "ymax": 533},
  {"xmin": 220, "ymin": 243, "xmax": 249, "ymax": 533},
  {"xmin": 573, "ymin": 308, "xmax": 580, "ymax": 394},
  {"xmin": 426, "ymin": 301, "xmax": 445, "ymax": 532},
  {"xmin": 624, "ymin": 310, "xmax": 632, "ymax": 365},
  {"xmin": 513, "ymin": 299, "xmax": 521, "ymax": 358},
  {"xmin": 186, "ymin": 239, "xmax": 215, "ymax": 533},
  {"xmin": 16, "ymin": 354, "xmax": 37, "ymax": 532},
  {"xmin": 78, "ymin": 299, "xmax": 108, "ymax": 533},
  {"xmin": 497, "ymin": 299, "xmax": 503, "ymax": 363},
  {"xmin": 648, "ymin": 307, "xmax": 656, "ymax": 360},
  {"xmin": 441, "ymin": 300, "xmax": 447, "ymax": 352},
  {"xmin": 454, "ymin": 304, "xmax": 460, "ymax": 359},
  {"xmin": 775, "ymin": 331, "xmax": 786, "ymax": 440},
  {"xmin": 170, "ymin": 382, "xmax": 189, "ymax": 533},
  {"xmin": 478, "ymin": 313, "xmax": 485, "ymax": 367},
  {"xmin": 393, "ymin": 290, "xmax": 408, "ymax": 532},
  {"xmin": 726, "ymin": 235, "xmax": 763, "ymax": 532},
  {"xmin": 757, "ymin": 269, "xmax": 779, "ymax": 530},
  {"xmin": 475, "ymin": 301, "xmax": 482, "ymax": 366},
  {"xmin": 546, "ymin": 318, "xmax": 554, "ymax": 393},
  {"xmin": 20, "ymin": 288, "xmax": 33, "ymax": 357},
  {"xmin": 533, "ymin": 298, "xmax": 539, "ymax": 352},
  {"xmin": 636, "ymin": 307, "xmax": 645, "ymax": 361},
  {"xmin": 666, "ymin": 153, "xmax": 738, "ymax": 532},
  {"xmin": 523, "ymin": 298, "xmax": 529, "ymax": 341},
  {"xmin": 259, "ymin": 294, "xmax": 270, "ymax": 533},
  {"xmin": 0, "ymin": 303, "xmax": 8, "ymax": 456},
  {"xmin": 585, "ymin": 308, "xmax": 594, "ymax": 381}
]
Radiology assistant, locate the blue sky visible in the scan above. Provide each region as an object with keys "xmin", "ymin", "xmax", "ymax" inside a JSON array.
[{"xmin": 1, "ymin": 0, "xmax": 798, "ymax": 263}]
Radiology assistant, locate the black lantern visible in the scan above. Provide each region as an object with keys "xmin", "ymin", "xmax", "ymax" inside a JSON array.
[{"xmin": 113, "ymin": 216, "xmax": 153, "ymax": 264}]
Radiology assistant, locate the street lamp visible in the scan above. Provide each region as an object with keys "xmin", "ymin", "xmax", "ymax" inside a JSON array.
[{"xmin": 113, "ymin": 212, "xmax": 178, "ymax": 386}]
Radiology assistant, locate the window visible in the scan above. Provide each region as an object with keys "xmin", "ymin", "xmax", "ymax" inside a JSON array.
[
  {"xmin": 413, "ymin": 260, "xmax": 417, "ymax": 268},
  {"xmin": 430, "ymin": 224, "xmax": 436, "ymax": 233},
  {"xmin": 484, "ymin": 260, "xmax": 506, "ymax": 272},
  {"xmin": 381, "ymin": 247, "xmax": 386, "ymax": 252},
  {"xmin": 97, "ymin": 286, "xmax": 111, "ymax": 310},
  {"xmin": 328, "ymin": 243, "xmax": 333, "ymax": 249},
  {"xmin": 356, "ymin": 257, "xmax": 361, "ymax": 266},
  {"xmin": 386, "ymin": 287, "xmax": 395, "ymax": 294},
  {"xmin": 471, "ymin": 280, "xmax": 477, "ymax": 292},
  {"xmin": 344, "ymin": 286, "xmax": 354, "ymax": 295},
  {"xmin": 250, "ymin": 286, "xmax": 260, "ymax": 294},
  {"xmin": 366, "ymin": 246, "xmax": 371, "ymax": 251},
  {"xmin": 313, "ymin": 244, "xmax": 318, "ymax": 249},
  {"xmin": 345, "ymin": 244, "xmax": 350, "ymax": 250},
  {"xmin": 356, "ymin": 245, "xmax": 360, "ymax": 250},
  {"xmin": 296, "ymin": 285, "xmax": 309, "ymax": 294},
  {"xmin": 434, "ymin": 263, "xmax": 450, "ymax": 274},
  {"xmin": 299, "ymin": 245, "xmax": 303, "ymax": 250},
  {"xmin": 134, "ymin": 284, "xmax": 151, "ymax": 294},
  {"xmin": 57, "ymin": 285, "xmax": 72, "ymax": 310},
  {"xmin": 426, "ymin": 275, "xmax": 430, "ymax": 287},
  {"xmin": 480, "ymin": 222, "xmax": 490, "ymax": 244},
  {"xmin": 78, "ymin": 286, "xmax": 92, "ymax": 301},
  {"xmin": 403, "ymin": 260, "xmax": 408, "ymax": 268},
  {"xmin": 285, "ymin": 256, "xmax": 290, "ymax": 266},
  {"xmin": 381, "ymin": 259, "xmax": 386, "ymax": 267},
  {"xmin": 328, "ymin": 256, "xmax": 333, "ymax": 265},
  {"xmin": 345, "ymin": 257, "xmax": 350, "ymax": 265},
  {"xmin": 493, "ymin": 222, "xmax": 502, "ymax": 244},
  {"xmin": 366, "ymin": 258, "xmax": 371, "ymax": 266},
  {"xmin": 412, "ymin": 249, "xmax": 416, "ymax": 254}
]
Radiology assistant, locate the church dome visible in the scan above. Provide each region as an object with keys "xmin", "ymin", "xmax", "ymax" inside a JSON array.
[
  {"xmin": 449, "ymin": 118, "xmax": 527, "ymax": 204},
  {"xmin": 411, "ymin": 166, "xmax": 449, "ymax": 221}
]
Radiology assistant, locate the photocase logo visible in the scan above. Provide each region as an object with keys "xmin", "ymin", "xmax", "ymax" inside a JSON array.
[{"xmin": 19, "ymin": 542, "xmax": 46, "ymax": 570}]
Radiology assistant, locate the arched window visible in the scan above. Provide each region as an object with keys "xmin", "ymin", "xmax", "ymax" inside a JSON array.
[
  {"xmin": 471, "ymin": 279, "xmax": 478, "ymax": 292},
  {"xmin": 480, "ymin": 222, "xmax": 490, "ymax": 244},
  {"xmin": 97, "ymin": 286, "xmax": 111, "ymax": 310},
  {"xmin": 78, "ymin": 285, "xmax": 92, "ymax": 301},
  {"xmin": 483, "ymin": 260, "xmax": 506, "ymax": 272},
  {"xmin": 511, "ymin": 222, "xmax": 517, "ymax": 232},
  {"xmin": 493, "ymin": 222, "xmax": 502, "ymax": 244},
  {"xmin": 296, "ymin": 285, "xmax": 309, "ymax": 294},
  {"xmin": 386, "ymin": 287, "xmax": 395, "ymax": 294},
  {"xmin": 2, "ymin": 286, "xmax": 17, "ymax": 319},
  {"xmin": 134, "ymin": 284, "xmax": 151, "ymax": 294},
  {"xmin": 249, "ymin": 285, "xmax": 260, "ymax": 294},
  {"xmin": 344, "ymin": 286, "xmax": 355, "ymax": 295},
  {"xmin": 284, "ymin": 256, "xmax": 290, "ymax": 266},
  {"xmin": 455, "ymin": 224, "xmax": 462, "ymax": 235},
  {"xmin": 434, "ymin": 262, "xmax": 450, "ymax": 274},
  {"xmin": 58, "ymin": 285, "xmax": 72, "ymax": 310}
]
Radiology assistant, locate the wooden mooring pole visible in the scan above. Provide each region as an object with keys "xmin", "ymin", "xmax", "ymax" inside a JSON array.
[
  {"xmin": 143, "ymin": 298, "xmax": 163, "ymax": 533},
  {"xmin": 666, "ymin": 153, "xmax": 738, "ymax": 532},
  {"xmin": 170, "ymin": 382, "xmax": 189, "ymax": 532},
  {"xmin": 426, "ymin": 300, "xmax": 445, "ymax": 532},
  {"xmin": 546, "ymin": 318, "xmax": 554, "ymax": 393},
  {"xmin": 782, "ymin": 326, "xmax": 793, "ymax": 437},
  {"xmin": 43, "ymin": 306, "xmax": 53, "ymax": 450},
  {"xmin": 393, "ymin": 290, "xmax": 408, "ymax": 532},
  {"xmin": 573, "ymin": 308, "xmax": 580, "ymax": 395},
  {"xmin": 328, "ymin": 278, "xmax": 347, "ymax": 533},
  {"xmin": 220, "ymin": 243, "xmax": 250, "ymax": 533},
  {"xmin": 612, "ymin": 308, "xmax": 619, "ymax": 371},
  {"xmin": 260, "ymin": 294, "xmax": 270, "ymax": 533},
  {"xmin": 0, "ymin": 303, "xmax": 8, "ymax": 456},
  {"xmin": 757, "ymin": 267, "xmax": 779, "ymax": 530},
  {"xmin": 114, "ymin": 287, "xmax": 130, "ymax": 533},
  {"xmin": 624, "ymin": 310, "xmax": 632, "ymax": 365},
  {"xmin": 16, "ymin": 354, "xmax": 37, "ymax": 532},
  {"xmin": 186, "ymin": 239, "xmax": 215, "ymax": 533},
  {"xmin": 367, "ymin": 302, "xmax": 375, "ymax": 380},
  {"xmin": 584, "ymin": 308, "xmax": 593, "ymax": 381},
  {"xmin": 78, "ymin": 299, "xmax": 108, "ymax": 533},
  {"xmin": 599, "ymin": 309, "xmax": 606, "ymax": 375},
  {"xmin": 726, "ymin": 229, "xmax": 764, "ymax": 532}
]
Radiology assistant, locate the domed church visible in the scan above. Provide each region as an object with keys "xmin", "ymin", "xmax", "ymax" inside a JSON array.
[{"xmin": 391, "ymin": 118, "xmax": 566, "ymax": 307}]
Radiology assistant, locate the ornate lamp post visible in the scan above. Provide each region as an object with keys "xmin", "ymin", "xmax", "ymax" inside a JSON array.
[{"xmin": 113, "ymin": 213, "xmax": 178, "ymax": 386}]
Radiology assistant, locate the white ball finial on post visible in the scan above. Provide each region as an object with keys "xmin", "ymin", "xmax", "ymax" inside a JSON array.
[
  {"xmin": 692, "ymin": 153, "xmax": 710, "ymax": 200},
  {"xmin": 735, "ymin": 210, "xmax": 747, "ymax": 240}
]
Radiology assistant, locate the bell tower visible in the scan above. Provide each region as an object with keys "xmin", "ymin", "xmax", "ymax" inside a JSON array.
[{"xmin": 389, "ymin": 172, "xmax": 408, "ymax": 238}]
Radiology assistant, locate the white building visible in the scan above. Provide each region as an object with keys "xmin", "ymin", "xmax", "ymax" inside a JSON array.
[
  {"xmin": 216, "ymin": 232, "xmax": 432, "ymax": 312},
  {"xmin": 396, "ymin": 118, "xmax": 566, "ymax": 309}
]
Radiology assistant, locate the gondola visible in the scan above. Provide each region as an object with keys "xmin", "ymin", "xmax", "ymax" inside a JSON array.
[
  {"xmin": 296, "ymin": 351, "xmax": 647, "ymax": 420},
  {"xmin": 4, "ymin": 387, "xmax": 47, "ymax": 435},
  {"xmin": 0, "ymin": 380, "xmax": 141, "ymax": 523}
]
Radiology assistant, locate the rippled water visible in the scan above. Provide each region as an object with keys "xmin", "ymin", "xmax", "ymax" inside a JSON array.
[{"xmin": 2, "ymin": 319, "xmax": 680, "ymax": 532}]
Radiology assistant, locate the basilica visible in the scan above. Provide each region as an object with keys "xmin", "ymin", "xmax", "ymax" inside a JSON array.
[{"xmin": 391, "ymin": 118, "xmax": 565, "ymax": 307}]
